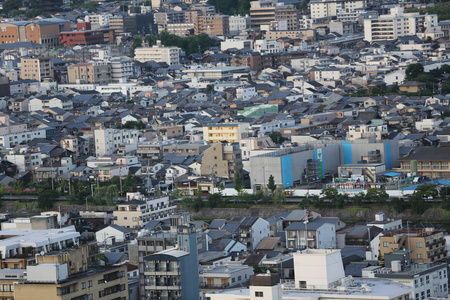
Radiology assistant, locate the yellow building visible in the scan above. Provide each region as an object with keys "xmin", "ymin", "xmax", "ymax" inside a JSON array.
[
  {"xmin": 379, "ymin": 228, "xmax": 447, "ymax": 264},
  {"xmin": 203, "ymin": 123, "xmax": 250, "ymax": 143}
]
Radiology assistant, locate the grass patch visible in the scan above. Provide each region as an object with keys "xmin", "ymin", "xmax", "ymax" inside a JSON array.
[{"xmin": 346, "ymin": 206, "xmax": 367, "ymax": 217}]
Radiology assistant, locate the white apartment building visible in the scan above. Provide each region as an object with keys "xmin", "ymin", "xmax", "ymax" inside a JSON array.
[
  {"xmin": 134, "ymin": 41, "xmax": 181, "ymax": 65},
  {"xmin": 94, "ymin": 128, "xmax": 140, "ymax": 157},
  {"xmin": 236, "ymin": 85, "xmax": 257, "ymax": 100},
  {"xmin": 364, "ymin": 7, "xmax": 443, "ymax": 42},
  {"xmin": 0, "ymin": 129, "xmax": 46, "ymax": 148},
  {"xmin": 346, "ymin": 124, "xmax": 388, "ymax": 141},
  {"xmin": 113, "ymin": 195, "xmax": 176, "ymax": 229},
  {"xmin": 4, "ymin": 148, "xmax": 42, "ymax": 172},
  {"xmin": 85, "ymin": 14, "xmax": 112, "ymax": 28},
  {"xmin": 109, "ymin": 57, "xmax": 133, "ymax": 83},
  {"xmin": 28, "ymin": 96, "xmax": 73, "ymax": 112},
  {"xmin": 368, "ymin": 254, "xmax": 448, "ymax": 300},
  {"xmin": 229, "ymin": 15, "xmax": 251, "ymax": 35},
  {"xmin": 309, "ymin": 0, "xmax": 366, "ymax": 20}
]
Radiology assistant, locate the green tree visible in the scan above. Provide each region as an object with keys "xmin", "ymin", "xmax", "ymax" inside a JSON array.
[
  {"xmin": 391, "ymin": 197, "xmax": 405, "ymax": 213},
  {"xmin": 144, "ymin": 34, "xmax": 157, "ymax": 46},
  {"xmin": 405, "ymin": 63, "xmax": 424, "ymax": 81},
  {"xmin": 273, "ymin": 186, "xmax": 286, "ymax": 206},
  {"xmin": 234, "ymin": 173, "xmax": 243, "ymax": 193},
  {"xmin": 131, "ymin": 35, "xmax": 143, "ymax": 55},
  {"xmin": 320, "ymin": 187, "xmax": 339, "ymax": 201},
  {"xmin": 410, "ymin": 194, "xmax": 427, "ymax": 215},
  {"xmin": 365, "ymin": 188, "xmax": 389, "ymax": 205},
  {"xmin": 37, "ymin": 190, "xmax": 59, "ymax": 210},
  {"xmin": 98, "ymin": 253, "xmax": 109, "ymax": 264},
  {"xmin": 207, "ymin": 193, "xmax": 222, "ymax": 208},
  {"xmin": 415, "ymin": 184, "xmax": 439, "ymax": 199},
  {"xmin": 267, "ymin": 175, "xmax": 276, "ymax": 194},
  {"xmin": 268, "ymin": 132, "xmax": 287, "ymax": 144},
  {"xmin": 351, "ymin": 192, "xmax": 366, "ymax": 206}
]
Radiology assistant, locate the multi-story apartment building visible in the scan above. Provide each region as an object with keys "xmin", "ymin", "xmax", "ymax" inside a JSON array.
[
  {"xmin": 250, "ymin": 0, "xmax": 276, "ymax": 29},
  {"xmin": 203, "ymin": 123, "xmax": 250, "ymax": 143},
  {"xmin": 274, "ymin": 6, "xmax": 299, "ymax": 30},
  {"xmin": 68, "ymin": 62, "xmax": 111, "ymax": 84},
  {"xmin": 364, "ymin": 7, "xmax": 443, "ymax": 42},
  {"xmin": 397, "ymin": 147, "xmax": 450, "ymax": 178},
  {"xmin": 20, "ymin": 57, "xmax": 54, "ymax": 82},
  {"xmin": 154, "ymin": 9, "xmax": 186, "ymax": 25},
  {"xmin": 94, "ymin": 128, "xmax": 139, "ymax": 157},
  {"xmin": 109, "ymin": 57, "xmax": 133, "ymax": 83},
  {"xmin": 379, "ymin": 227, "xmax": 447, "ymax": 264},
  {"xmin": 134, "ymin": 41, "xmax": 181, "ymax": 65},
  {"xmin": 4, "ymin": 147, "xmax": 42, "ymax": 172},
  {"xmin": 113, "ymin": 195, "xmax": 176, "ymax": 230},
  {"xmin": 14, "ymin": 264, "xmax": 128, "ymax": 300},
  {"xmin": 229, "ymin": 14, "xmax": 251, "ymax": 34},
  {"xmin": 109, "ymin": 15, "xmax": 136, "ymax": 36},
  {"xmin": 346, "ymin": 124, "xmax": 388, "ymax": 141},
  {"xmin": 250, "ymin": 0, "xmax": 299, "ymax": 30},
  {"xmin": 195, "ymin": 15, "xmax": 230, "ymax": 36},
  {"xmin": 285, "ymin": 217, "xmax": 344, "ymax": 250},
  {"xmin": 85, "ymin": 13, "xmax": 113, "ymax": 28},
  {"xmin": 372, "ymin": 252, "xmax": 448, "ymax": 300},
  {"xmin": 238, "ymin": 217, "xmax": 270, "ymax": 252},
  {"xmin": 200, "ymin": 142, "xmax": 243, "ymax": 180},
  {"xmin": 309, "ymin": 0, "xmax": 366, "ymax": 20},
  {"xmin": 143, "ymin": 226, "xmax": 199, "ymax": 300}
]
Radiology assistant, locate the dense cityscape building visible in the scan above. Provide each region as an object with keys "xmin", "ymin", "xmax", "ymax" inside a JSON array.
[{"xmin": 0, "ymin": 0, "xmax": 448, "ymax": 299}]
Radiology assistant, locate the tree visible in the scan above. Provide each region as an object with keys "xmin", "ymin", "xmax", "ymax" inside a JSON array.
[
  {"xmin": 234, "ymin": 173, "xmax": 243, "ymax": 193},
  {"xmin": 405, "ymin": 63, "xmax": 424, "ymax": 81},
  {"xmin": 365, "ymin": 188, "xmax": 389, "ymax": 205},
  {"xmin": 351, "ymin": 192, "xmax": 366, "ymax": 206},
  {"xmin": 98, "ymin": 253, "xmax": 109, "ymax": 264},
  {"xmin": 410, "ymin": 194, "xmax": 427, "ymax": 215},
  {"xmin": 273, "ymin": 186, "xmax": 286, "ymax": 206},
  {"xmin": 268, "ymin": 132, "xmax": 287, "ymax": 145},
  {"xmin": 37, "ymin": 190, "xmax": 59, "ymax": 209},
  {"xmin": 415, "ymin": 184, "xmax": 438, "ymax": 199},
  {"xmin": 207, "ymin": 193, "xmax": 222, "ymax": 208},
  {"xmin": 391, "ymin": 197, "xmax": 405, "ymax": 213},
  {"xmin": 320, "ymin": 187, "xmax": 339, "ymax": 201},
  {"xmin": 267, "ymin": 175, "xmax": 276, "ymax": 194},
  {"xmin": 131, "ymin": 35, "xmax": 143, "ymax": 55},
  {"xmin": 144, "ymin": 34, "xmax": 157, "ymax": 46}
]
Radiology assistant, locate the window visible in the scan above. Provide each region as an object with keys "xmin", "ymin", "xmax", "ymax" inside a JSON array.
[
  {"xmin": 88, "ymin": 280, "xmax": 93, "ymax": 287},
  {"xmin": 383, "ymin": 242, "xmax": 389, "ymax": 247},
  {"xmin": 417, "ymin": 254, "xmax": 423, "ymax": 259},
  {"xmin": 255, "ymin": 291, "xmax": 264, "ymax": 297},
  {"xmin": 132, "ymin": 217, "xmax": 138, "ymax": 222},
  {"xmin": 416, "ymin": 242, "xmax": 423, "ymax": 248},
  {"xmin": 81, "ymin": 282, "xmax": 86, "ymax": 289}
]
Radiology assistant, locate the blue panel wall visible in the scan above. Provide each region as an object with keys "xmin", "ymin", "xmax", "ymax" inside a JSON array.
[
  {"xmin": 343, "ymin": 141, "xmax": 352, "ymax": 164},
  {"xmin": 281, "ymin": 155, "xmax": 293, "ymax": 188},
  {"xmin": 385, "ymin": 142, "xmax": 391, "ymax": 169}
]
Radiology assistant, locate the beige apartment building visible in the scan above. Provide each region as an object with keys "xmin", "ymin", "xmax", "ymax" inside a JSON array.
[
  {"xmin": 20, "ymin": 57, "xmax": 54, "ymax": 82},
  {"xmin": 14, "ymin": 265, "xmax": 128, "ymax": 300},
  {"xmin": 68, "ymin": 62, "xmax": 111, "ymax": 84},
  {"xmin": 200, "ymin": 142, "xmax": 243, "ymax": 180},
  {"xmin": 195, "ymin": 15, "xmax": 230, "ymax": 36},
  {"xmin": 379, "ymin": 228, "xmax": 447, "ymax": 264},
  {"xmin": 134, "ymin": 41, "xmax": 181, "ymax": 65}
]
